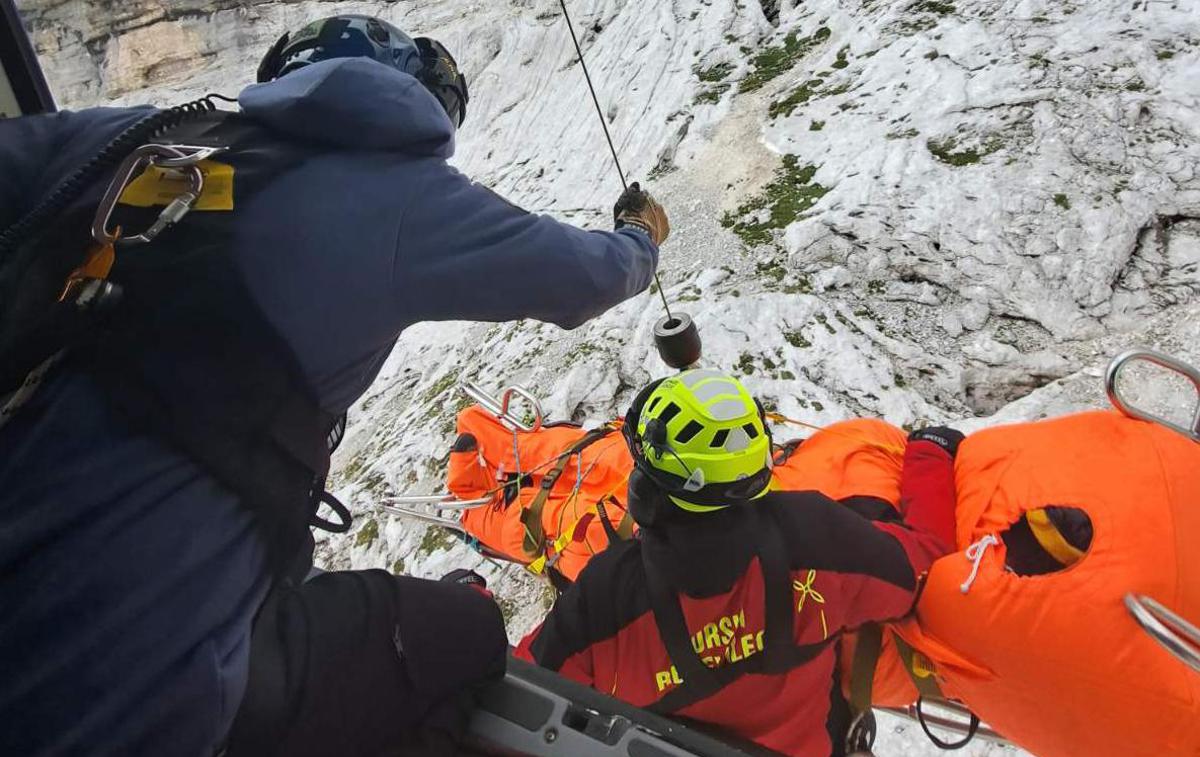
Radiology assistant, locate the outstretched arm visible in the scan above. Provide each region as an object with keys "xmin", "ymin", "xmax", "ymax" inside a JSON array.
[
  {"xmin": 514, "ymin": 577, "xmax": 596, "ymax": 687},
  {"xmin": 394, "ymin": 166, "xmax": 659, "ymax": 329},
  {"xmin": 778, "ymin": 432, "xmax": 959, "ymax": 632}
]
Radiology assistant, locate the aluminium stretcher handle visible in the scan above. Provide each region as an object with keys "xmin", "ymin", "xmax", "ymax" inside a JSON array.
[
  {"xmin": 1105, "ymin": 349, "xmax": 1200, "ymax": 443},
  {"xmin": 1126, "ymin": 594, "xmax": 1200, "ymax": 675},
  {"xmin": 459, "ymin": 380, "xmax": 545, "ymax": 432}
]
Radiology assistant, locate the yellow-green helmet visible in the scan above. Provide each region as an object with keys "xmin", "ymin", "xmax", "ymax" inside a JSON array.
[{"xmin": 623, "ymin": 369, "xmax": 772, "ymax": 513}]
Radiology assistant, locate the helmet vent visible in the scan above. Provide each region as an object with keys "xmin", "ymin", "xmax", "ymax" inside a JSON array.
[
  {"xmin": 710, "ymin": 429, "xmax": 730, "ymax": 448},
  {"xmin": 743, "ymin": 423, "xmax": 760, "ymax": 439},
  {"xmin": 676, "ymin": 420, "xmax": 704, "ymax": 444},
  {"xmin": 658, "ymin": 402, "xmax": 681, "ymax": 425},
  {"xmin": 646, "ymin": 396, "xmax": 662, "ymax": 414}
]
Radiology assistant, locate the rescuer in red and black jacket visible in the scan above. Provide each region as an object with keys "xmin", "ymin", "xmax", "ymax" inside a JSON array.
[{"xmin": 516, "ymin": 369, "xmax": 961, "ymax": 756}]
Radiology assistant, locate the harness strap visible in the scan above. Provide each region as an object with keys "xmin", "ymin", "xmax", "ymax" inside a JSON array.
[
  {"xmin": 643, "ymin": 549, "xmax": 724, "ymax": 701},
  {"xmin": 759, "ymin": 524, "xmax": 794, "ymax": 673},
  {"xmin": 519, "ymin": 428, "xmax": 612, "ymax": 558},
  {"xmin": 891, "ymin": 632, "xmax": 945, "ymax": 700},
  {"xmin": 845, "ymin": 622, "xmax": 883, "ymax": 755},
  {"xmin": 596, "ymin": 496, "xmax": 636, "ymax": 544},
  {"xmin": 644, "ymin": 522, "xmax": 832, "ymax": 714},
  {"xmin": 848, "ymin": 623, "xmax": 883, "ymax": 716}
]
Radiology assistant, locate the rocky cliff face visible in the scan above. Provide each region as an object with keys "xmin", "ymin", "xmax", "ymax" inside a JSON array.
[{"xmin": 14, "ymin": 1, "xmax": 1200, "ymax": 752}]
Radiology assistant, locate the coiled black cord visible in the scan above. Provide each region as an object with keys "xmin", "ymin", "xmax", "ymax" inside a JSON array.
[{"xmin": 0, "ymin": 94, "xmax": 229, "ymax": 263}]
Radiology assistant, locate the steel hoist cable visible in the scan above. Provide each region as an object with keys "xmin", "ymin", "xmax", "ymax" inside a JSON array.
[{"xmin": 557, "ymin": 0, "xmax": 674, "ymax": 321}]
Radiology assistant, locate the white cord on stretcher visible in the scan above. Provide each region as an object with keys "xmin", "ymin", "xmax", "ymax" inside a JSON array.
[{"xmin": 960, "ymin": 534, "xmax": 999, "ymax": 594}]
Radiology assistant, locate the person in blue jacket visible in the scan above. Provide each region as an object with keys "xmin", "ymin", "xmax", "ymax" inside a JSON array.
[{"xmin": 0, "ymin": 15, "xmax": 668, "ymax": 757}]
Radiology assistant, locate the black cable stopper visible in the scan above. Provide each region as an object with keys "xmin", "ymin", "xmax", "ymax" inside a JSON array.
[{"xmin": 654, "ymin": 312, "xmax": 701, "ymax": 370}]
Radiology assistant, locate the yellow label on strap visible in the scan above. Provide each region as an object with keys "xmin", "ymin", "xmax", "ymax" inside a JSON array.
[
  {"xmin": 911, "ymin": 651, "xmax": 936, "ymax": 679},
  {"xmin": 118, "ymin": 160, "xmax": 234, "ymax": 211}
]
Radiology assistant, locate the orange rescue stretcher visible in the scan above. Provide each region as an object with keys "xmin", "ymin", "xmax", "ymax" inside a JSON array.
[{"xmin": 379, "ymin": 350, "xmax": 1200, "ymax": 756}]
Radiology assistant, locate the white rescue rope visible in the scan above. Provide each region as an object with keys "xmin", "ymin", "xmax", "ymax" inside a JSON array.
[{"xmin": 960, "ymin": 534, "xmax": 999, "ymax": 594}]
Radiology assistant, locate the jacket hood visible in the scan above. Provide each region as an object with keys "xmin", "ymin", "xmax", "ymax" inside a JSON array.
[{"xmin": 239, "ymin": 58, "xmax": 455, "ymax": 157}]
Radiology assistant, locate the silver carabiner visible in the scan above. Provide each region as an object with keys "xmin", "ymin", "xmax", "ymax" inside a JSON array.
[
  {"xmin": 91, "ymin": 143, "xmax": 210, "ymax": 246},
  {"xmin": 1105, "ymin": 349, "xmax": 1200, "ymax": 443}
]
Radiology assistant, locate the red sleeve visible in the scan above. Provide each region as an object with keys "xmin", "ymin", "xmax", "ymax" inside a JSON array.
[
  {"xmin": 515, "ymin": 609, "xmax": 596, "ymax": 687},
  {"xmin": 898, "ymin": 439, "xmax": 958, "ymax": 553},
  {"xmin": 513, "ymin": 625, "xmax": 539, "ymax": 662}
]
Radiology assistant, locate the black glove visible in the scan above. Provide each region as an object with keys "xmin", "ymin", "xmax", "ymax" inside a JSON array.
[
  {"xmin": 613, "ymin": 181, "xmax": 670, "ymax": 245},
  {"xmin": 908, "ymin": 426, "xmax": 965, "ymax": 458},
  {"xmin": 441, "ymin": 568, "xmax": 488, "ymax": 593}
]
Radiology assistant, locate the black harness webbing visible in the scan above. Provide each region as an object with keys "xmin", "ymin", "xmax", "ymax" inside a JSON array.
[
  {"xmin": 5, "ymin": 110, "xmax": 342, "ymax": 575},
  {"xmin": 519, "ymin": 428, "xmax": 613, "ymax": 558},
  {"xmin": 644, "ymin": 523, "xmax": 834, "ymax": 714}
]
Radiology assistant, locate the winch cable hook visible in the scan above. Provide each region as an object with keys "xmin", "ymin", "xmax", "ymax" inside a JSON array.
[{"xmin": 557, "ymin": 0, "xmax": 702, "ymax": 369}]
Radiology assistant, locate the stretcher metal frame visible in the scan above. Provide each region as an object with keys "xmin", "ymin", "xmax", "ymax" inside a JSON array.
[
  {"xmin": 1105, "ymin": 349, "xmax": 1200, "ymax": 443},
  {"xmin": 379, "ymin": 381, "xmax": 546, "ymax": 526},
  {"xmin": 1125, "ymin": 594, "xmax": 1200, "ymax": 675},
  {"xmin": 1106, "ymin": 350, "xmax": 1200, "ymax": 677},
  {"xmin": 460, "ymin": 379, "xmax": 544, "ymax": 432}
]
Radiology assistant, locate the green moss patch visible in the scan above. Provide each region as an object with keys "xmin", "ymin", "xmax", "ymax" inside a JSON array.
[
  {"xmin": 769, "ymin": 77, "xmax": 853, "ymax": 119},
  {"xmin": 738, "ymin": 353, "xmax": 757, "ymax": 374},
  {"xmin": 913, "ymin": 0, "xmax": 955, "ymax": 13},
  {"xmin": 421, "ymin": 372, "xmax": 458, "ymax": 405},
  {"xmin": 784, "ymin": 329, "xmax": 812, "ymax": 349},
  {"xmin": 740, "ymin": 26, "xmax": 832, "ymax": 93},
  {"xmin": 721, "ymin": 156, "xmax": 830, "ymax": 247},
  {"xmin": 416, "ymin": 526, "xmax": 458, "ymax": 558},
  {"xmin": 355, "ymin": 518, "xmax": 380, "ymax": 549},
  {"xmin": 695, "ymin": 82, "xmax": 732, "ymax": 105},
  {"xmin": 696, "ymin": 62, "xmax": 735, "ymax": 82},
  {"xmin": 1053, "ymin": 193, "xmax": 1071, "ymax": 210},
  {"xmin": 927, "ymin": 134, "xmax": 1004, "ymax": 166}
]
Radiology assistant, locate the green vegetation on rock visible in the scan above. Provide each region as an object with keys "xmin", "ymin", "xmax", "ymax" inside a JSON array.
[
  {"xmin": 721, "ymin": 156, "xmax": 830, "ymax": 247},
  {"xmin": 913, "ymin": 0, "xmax": 956, "ymax": 14},
  {"xmin": 696, "ymin": 62, "xmax": 735, "ymax": 82},
  {"xmin": 416, "ymin": 526, "xmax": 458, "ymax": 558},
  {"xmin": 355, "ymin": 518, "xmax": 380, "ymax": 549},
  {"xmin": 695, "ymin": 82, "xmax": 731, "ymax": 104},
  {"xmin": 1053, "ymin": 193, "xmax": 1071, "ymax": 210},
  {"xmin": 927, "ymin": 134, "xmax": 1004, "ymax": 166},
  {"xmin": 832, "ymin": 46, "xmax": 851, "ymax": 69},
  {"xmin": 769, "ymin": 77, "xmax": 852, "ymax": 119},
  {"xmin": 740, "ymin": 26, "xmax": 832, "ymax": 93},
  {"xmin": 421, "ymin": 372, "xmax": 458, "ymax": 404},
  {"xmin": 784, "ymin": 329, "xmax": 812, "ymax": 349}
]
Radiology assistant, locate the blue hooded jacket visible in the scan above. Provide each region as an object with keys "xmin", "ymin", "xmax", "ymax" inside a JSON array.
[{"xmin": 0, "ymin": 59, "xmax": 657, "ymax": 756}]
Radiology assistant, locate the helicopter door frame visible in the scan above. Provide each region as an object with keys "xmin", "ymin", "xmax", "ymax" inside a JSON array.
[{"xmin": 1, "ymin": 0, "xmax": 55, "ymax": 117}]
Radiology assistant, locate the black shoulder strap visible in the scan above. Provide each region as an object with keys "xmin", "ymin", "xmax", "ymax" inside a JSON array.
[
  {"xmin": 645, "ymin": 518, "xmax": 832, "ymax": 714},
  {"xmin": 759, "ymin": 524, "xmax": 794, "ymax": 673},
  {"xmin": 643, "ymin": 551, "xmax": 723, "ymax": 700},
  {"xmin": 77, "ymin": 111, "xmax": 340, "ymax": 574}
]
